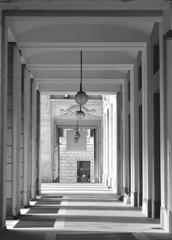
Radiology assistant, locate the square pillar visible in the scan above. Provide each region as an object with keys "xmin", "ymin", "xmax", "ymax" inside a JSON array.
[
  {"xmin": 142, "ymin": 44, "xmax": 152, "ymax": 217},
  {"xmin": 111, "ymin": 95, "xmax": 118, "ymax": 194},
  {"xmin": 130, "ymin": 68, "xmax": 139, "ymax": 207},
  {"xmin": 108, "ymin": 104, "xmax": 113, "ymax": 187},
  {"xmin": 0, "ymin": 15, "xmax": 8, "ymax": 230},
  {"xmin": 12, "ymin": 45, "xmax": 22, "ymax": 217},
  {"xmin": 102, "ymin": 110, "xmax": 108, "ymax": 184},
  {"xmin": 122, "ymin": 80, "xmax": 130, "ymax": 194},
  {"xmin": 23, "ymin": 68, "xmax": 31, "ymax": 206},
  {"xmin": 161, "ymin": 32, "xmax": 172, "ymax": 232},
  {"xmin": 31, "ymin": 80, "xmax": 37, "ymax": 200}
]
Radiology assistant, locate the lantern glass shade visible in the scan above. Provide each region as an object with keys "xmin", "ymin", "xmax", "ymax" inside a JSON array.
[
  {"xmin": 75, "ymin": 130, "xmax": 80, "ymax": 139},
  {"xmin": 74, "ymin": 135, "xmax": 79, "ymax": 143},
  {"xmin": 75, "ymin": 91, "xmax": 88, "ymax": 105},
  {"xmin": 76, "ymin": 109, "xmax": 85, "ymax": 120},
  {"xmin": 74, "ymin": 130, "xmax": 80, "ymax": 143}
]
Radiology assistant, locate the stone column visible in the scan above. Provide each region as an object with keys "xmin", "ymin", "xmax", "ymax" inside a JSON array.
[
  {"xmin": 165, "ymin": 36, "xmax": 172, "ymax": 232},
  {"xmin": 122, "ymin": 80, "xmax": 129, "ymax": 193},
  {"xmin": 36, "ymin": 90, "xmax": 41, "ymax": 194},
  {"xmin": 97, "ymin": 123, "xmax": 103, "ymax": 182},
  {"xmin": 111, "ymin": 95, "xmax": 118, "ymax": 194},
  {"xmin": 117, "ymin": 92, "xmax": 123, "ymax": 194},
  {"xmin": 142, "ymin": 44, "xmax": 152, "ymax": 217},
  {"xmin": 102, "ymin": 110, "xmax": 107, "ymax": 184},
  {"xmin": 108, "ymin": 104, "xmax": 113, "ymax": 187},
  {"xmin": 130, "ymin": 68, "xmax": 139, "ymax": 207},
  {"xmin": 1, "ymin": 17, "xmax": 8, "ymax": 229},
  {"xmin": 104, "ymin": 108, "xmax": 109, "ymax": 185},
  {"xmin": 23, "ymin": 68, "xmax": 31, "ymax": 206},
  {"xmin": 95, "ymin": 127, "xmax": 101, "ymax": 182},
  {"xmin": 12, "ymin": 45, "xmax": 21, "ymax": 217},
  {"xmin": 40, "ymin": 94, "xmax": 52, "ymax": 182},
  {"xmin": 100, "ymin": 120, "xmax": 104, "ymax": 182},
  {"xmin": 31, "ymin": 80, "xmax": 37, "ymax": 200},
  {"xmin": 106, "ymin": 108, "xmax": 110, "ymax": 186},
  {"xmin": 159, "ymin": 35, "xmax": 168, "ymax": 230}
]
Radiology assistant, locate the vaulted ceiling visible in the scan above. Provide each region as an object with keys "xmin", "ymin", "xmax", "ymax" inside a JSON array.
[
  {"xmin": 2, "ymin": 0, "xmax": 166, "ymax": 120},
  {"xmin": 7, "ymin": 12, "xmax": 160, "ymax": 94}
]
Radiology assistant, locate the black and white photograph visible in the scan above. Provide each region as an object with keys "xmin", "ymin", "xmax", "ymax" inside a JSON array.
[{"xmin": 0, "ymin": 0, "xmax": 172, "ymax": 240}]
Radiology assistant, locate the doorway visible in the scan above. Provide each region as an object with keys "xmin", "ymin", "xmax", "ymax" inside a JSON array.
[{"xmin": 77, "ymin": 161, "xmax": 91, "ymax": 183}]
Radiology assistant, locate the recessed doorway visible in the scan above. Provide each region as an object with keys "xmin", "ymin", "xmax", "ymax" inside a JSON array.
[{"xmin": 77, "ymin": 161, "xmax": 91, "ymax": 183}]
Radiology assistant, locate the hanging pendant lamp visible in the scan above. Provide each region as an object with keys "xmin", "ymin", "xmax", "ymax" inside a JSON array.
[
  {"xmin": 74, "ymin": 120, "xmax": 80, "ymax": 143},
  {"xmin": 76, "ymin": 104, "xmax": 85, "ymax": 120},
  {"xmin": 75, "ymin": 51, "xmax": 88, "ymax": 105}
]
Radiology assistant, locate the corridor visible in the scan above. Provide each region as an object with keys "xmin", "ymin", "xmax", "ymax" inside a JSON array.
[{"xmin": 1, "ymin": 184, "xmax": 172, "ymax": 240}]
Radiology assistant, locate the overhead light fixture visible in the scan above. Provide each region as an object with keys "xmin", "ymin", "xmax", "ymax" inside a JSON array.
[
  {"xmin": 75, "ymin": 51, "xmax": 88, "ymax": 105},
  {"xmin": 76, "ymin": 105, "xmax": 85, "ymax": 120}
]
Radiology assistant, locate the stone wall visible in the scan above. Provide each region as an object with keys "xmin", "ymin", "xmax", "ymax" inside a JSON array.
[{"xmin": 59, "ymin": 129, "xmax": 94, "ymax": 183}]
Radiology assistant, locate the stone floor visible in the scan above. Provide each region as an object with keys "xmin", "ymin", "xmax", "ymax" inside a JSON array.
[{"xmin": 1, "ymin": 183, "xmax": 172, "ymax": 240}]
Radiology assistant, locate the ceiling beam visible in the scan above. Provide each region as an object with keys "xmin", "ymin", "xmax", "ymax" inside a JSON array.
[
  {"xmin": 35, "ymin": 78, "xmax": 124, "ymax": 84},
  {"xmin": 38, "ymin": 82, "xmax": 121, "ymax": 92},
  {"xmin": 4, "ymin": 9, "xmax": 163, "ymax": 18},
  {"xmin": 28, "ymin": 64, "xmax": 133, "ymax": 71},
  {"xmin": 19, "ymin": 41, "xmax": 146, "ymax": 50}
]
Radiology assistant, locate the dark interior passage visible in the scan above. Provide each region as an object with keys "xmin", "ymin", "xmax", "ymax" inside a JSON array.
[{"xmin": 77, "ymin": 161, "xmax": 91, "ymax": 183}]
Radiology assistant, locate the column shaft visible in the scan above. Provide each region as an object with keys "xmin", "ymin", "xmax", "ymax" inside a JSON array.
[
  {"xmin": 142, "ymin": 45, "xmax": 152, "ymax": 217},
  {"xmin": 12, "ymin": 46, "xmax": 21, "ymax": 216},
  {"xmin": 130, "ymin": 68, "xmax": 138, "ymax": 207},
  {"xmin": 112, "ymin": 96, "xmax": 118, "ymax": 193},
  {"xmin": 0, "ymin": 15, "xmax": 8, "ymax": 230},
  {"xmin": 23, "ymin": 68, "xmax": 31, "ymax": 206},
  {"xmin": 122, "ymin": 81, "xmax": 129, "ymax": 193},
  {"xmin": 31, "ymin": 81, "xmax": 37, "ymax": 199}
]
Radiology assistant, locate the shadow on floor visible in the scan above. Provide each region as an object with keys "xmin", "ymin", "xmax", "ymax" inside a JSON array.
[
  {"xmin": 55, "ymin": 232, "xmax": 137, "ymax": 240},
  {"xmin": 61, "ymin": 205, "xmax": 139, "ymax": 211},
  {"xmin": 62, "ymin": 215, "xmax": 159, "ymax": 224},
  {"xmin": 13, "ymin": 197, "xmax": 61, "ymax": 229},
  {"xmin": 0, "ymin": 229, "xmax": 44, "ymax": 240}
]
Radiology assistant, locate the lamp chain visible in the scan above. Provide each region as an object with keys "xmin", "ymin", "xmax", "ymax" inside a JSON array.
[{"xmin": 80, "ymin": 50, "xmax": 82, "ymax": 92}]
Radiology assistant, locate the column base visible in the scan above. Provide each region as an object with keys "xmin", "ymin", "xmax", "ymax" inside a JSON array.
[
  {"xmin": 131, "ymin": 191, "xmax": 137, "ymax": 207},
  {"xmin": 107, "ymin": 176, "xmax": 112, "ymax": 187},
  {"xmin": 161, "ymin": 207, "xmax": 172, "ymax": 232},
  {"xmin": 142, "ymin": 198, "xmax": 152, "ymax": 217},
  {"xmin": 123, "ymin": 187, "xmax": 129, "ymax": 194},
  {"xmin": 152, "ymin": 200, "xmax": 161, "ymax": 219},
  {"xmin": 6, "ymin": 199, "xmax": 12, "ymax": 217},
  {"xmin": 0, "ymin": 226, "xmax": 6, "ymax": 234},
  {"xmin": 102, "ymin": 174, "xmax": 108, "ymax": 185},
  {"xmin": 111, "ymin": 178, "xmax": 117, "ymax": 194}
]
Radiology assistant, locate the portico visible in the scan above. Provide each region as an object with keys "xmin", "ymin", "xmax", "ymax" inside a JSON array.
[{"xmin": 0, "ymin": 1, "xmax": 172, "ymax": 238}]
